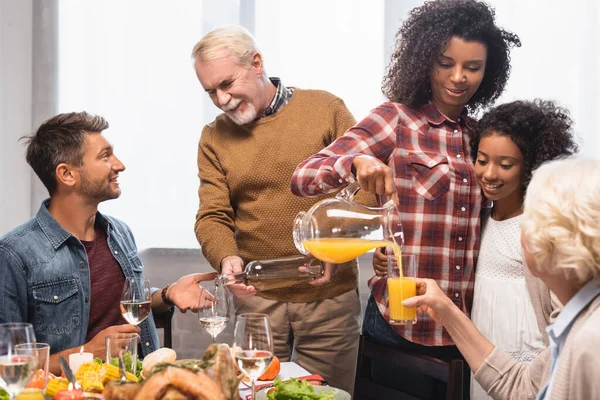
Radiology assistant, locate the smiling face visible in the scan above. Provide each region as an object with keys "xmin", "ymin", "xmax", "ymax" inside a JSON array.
[
  {"xmin": 77, "ymin": 133, "xmax": 125, "ymax": 202},
  {"xmin": 475, "ymin": 133, "xmax": 525, "ymax": 208},
  {"xmin": 194, "ymin": 52, "xmax": 268, "ymax": 125},
  {"xmin": 430, "ymin": 36, "xmax": 487, "ymax": 119}
]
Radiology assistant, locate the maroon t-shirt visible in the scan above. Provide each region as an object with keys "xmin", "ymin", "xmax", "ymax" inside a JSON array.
[{"xmin": 82, "ymin": 225, "xmax": 127, "ymax": 341}]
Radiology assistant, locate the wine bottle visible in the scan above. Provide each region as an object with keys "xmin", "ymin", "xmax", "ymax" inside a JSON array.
[{"xmin": 222, "ymin": 254, "xmax": 324, "ymax": 291}]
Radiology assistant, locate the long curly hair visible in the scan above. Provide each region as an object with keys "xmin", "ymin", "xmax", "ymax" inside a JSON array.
[
  {"xmin": 383, "ymin": 0, "xmax": 521, "ymax": 114},
  {"xmin": 470, "ymin": 99, "xmax": 579, "ymax": 190}
]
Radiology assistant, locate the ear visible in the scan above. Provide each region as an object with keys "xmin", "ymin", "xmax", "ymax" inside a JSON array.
[
  {"xmin": 55, "ymin": 163, "xmax": 78, "ymax": 189},
  {"xmin": 251, "ymin": 52, "xmax": 264, "ymax": 76}
]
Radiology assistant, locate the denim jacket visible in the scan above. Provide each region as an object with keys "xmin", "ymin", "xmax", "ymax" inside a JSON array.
[{"xmin": 0, "ymin": 200, "xmax": 159, "ymax": 356}]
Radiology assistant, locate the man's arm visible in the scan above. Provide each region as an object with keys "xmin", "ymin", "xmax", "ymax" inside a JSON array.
[
  {"xmin": 194, "ymin": 127, "xmax": 239, "ymax": 272},
  {"xmin": 150, "ymin": 272, "xmax": 218, "ymax": 314},
  {"xmin": 0, "ymin": 247, "xmax": 29, "ymax": 324}
]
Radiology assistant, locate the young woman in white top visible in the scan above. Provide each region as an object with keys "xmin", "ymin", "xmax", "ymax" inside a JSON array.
[{"xmin": 468, "ymin": 99, "xmax": 578, "ymax": 399}]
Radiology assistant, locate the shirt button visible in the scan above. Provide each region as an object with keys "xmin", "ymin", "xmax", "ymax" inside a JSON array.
[
  {"xmin": 454, "ymin": 293, "xmax": 459, "ymax": 298},
  {"xmin": 455, "ymin": 265, "xmax": 461, "ymax": 270},
  {"xmin": 453, "ymin": 129, "xmax": 458, "ymax": 134},
  {"xmin": 428, "ymin": 161, "xmax": 435, "ymax": 166},
  {"xmin": 80, "ymin": 263, "xmax": 86, "ymax": 269},
  {"xmin": 113, "ymin": 250, "xmax": 119, "ymax": 255},
  {"xmin": 145, "ymin": 342, "xmax": 151, "ymax": 347},
  {"xmin": 53, "ymin": 295, "xmax": 59, "ymax": 301},
  {"xmin": 319, "ymin": 184, "xmax": 323, "ymax": 189},
  {"xmin": 460, "ymin": 207, "xmax": 466, "ymax": 212},
  {"xmin": 458, "ymin": 237, "xmax": 463, "ymax": 242},
  {"xmin": 85, "ymin": 297, "xmax": 89, "ymax": 303},
  {"xmin": 462, "ymin": 178, "xmax": 468, "ymax": 183},
  {"xmin": 72, "ymin": 280, "xmax": 76, "ymax": 284},
  {"xmin": 456, "ymin": 154, "xmax": 462, "ymax": 158},
  {"xmin": 338, "ymin": 179, "xmax": 343, "ymax": 183}
]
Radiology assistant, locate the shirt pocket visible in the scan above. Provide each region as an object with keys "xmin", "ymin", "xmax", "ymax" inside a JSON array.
[
  {"xmin": 32, "ymin": 278, "xmax": 81, "ymax": 335},
  {"xmin": 127, "ymin": 254, "xmax": 145, "ymax": 277},
  {"xmin": 408, "ymin": 152, "xmax": 451, "ymax": 201}
]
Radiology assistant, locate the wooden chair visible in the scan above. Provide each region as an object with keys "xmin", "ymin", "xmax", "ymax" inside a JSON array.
[
  {"xmin": 153, "ymin": 307, "xmax": 175, "ymax": 348},
  {"xmin": 354, "ymin": 335, "xmax": 464, "ymax": 400}
]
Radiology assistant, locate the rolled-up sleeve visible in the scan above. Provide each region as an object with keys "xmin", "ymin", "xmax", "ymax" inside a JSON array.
[{"xmin": 475, "ymin": 346, "xmax": 549, "ymax": 400}]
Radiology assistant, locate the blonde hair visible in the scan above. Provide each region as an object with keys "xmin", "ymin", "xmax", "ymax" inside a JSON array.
[
  {"xmin": 191, "ymin": 25, "xmax": 259, "ymax": 67},
  {"xmin": 521, "ymin": 157, "xmax": 600, "ymax": 284}
]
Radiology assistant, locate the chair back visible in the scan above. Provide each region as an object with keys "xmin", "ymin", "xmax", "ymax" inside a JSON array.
[
  {"xmin": 354, "ymin": 335, "xmax": 463, "ymax": 400},
  {"xmin": 152, "ymin": 307, "xmax": 175, "ymax": 348}
]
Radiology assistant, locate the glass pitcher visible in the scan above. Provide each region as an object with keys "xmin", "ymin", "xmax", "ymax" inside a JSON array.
[
  {"xmin": 293, "ymin": 181, "xmax": 403, "ymax": 264},
  {"xmin": 222, "ymin": 254, "xmax": 324, "ymax": 291}
]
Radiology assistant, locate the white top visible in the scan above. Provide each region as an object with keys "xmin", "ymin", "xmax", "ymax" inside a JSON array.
[{"xmin": 470, "ymin": 214, "xmax": 546, "ymax": 400}]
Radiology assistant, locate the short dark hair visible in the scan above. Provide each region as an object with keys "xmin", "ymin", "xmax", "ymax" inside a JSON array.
[
  {"xmin": 383, "ymin": 0, "xmax": 521, "ymax": 114},
  {"xmin": 22, "ymin": 112, "xmax": 109, "ymax": 195},
  {"xmin": 470, "ymin": 99, "xmax": 579, "ymax": 190}
]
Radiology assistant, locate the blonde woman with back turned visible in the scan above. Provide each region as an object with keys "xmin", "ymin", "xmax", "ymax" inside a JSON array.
[{"xmin": 403, "ymin": 157, "xmax": 600, "ymax": 399}]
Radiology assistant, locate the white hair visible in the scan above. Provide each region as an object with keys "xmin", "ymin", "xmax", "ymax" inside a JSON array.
[
  {"xmin": 191, "ymin": 25, "xmax": 259, "ymax": 67},
  {"xmin": 521, "ymin": 157, "xmax": 600, "ymax": 284}
]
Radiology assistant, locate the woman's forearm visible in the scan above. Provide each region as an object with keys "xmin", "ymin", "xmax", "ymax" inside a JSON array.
[{"xmin": 441, "ymin": 304, "xmax": 495, "ymax": 373}]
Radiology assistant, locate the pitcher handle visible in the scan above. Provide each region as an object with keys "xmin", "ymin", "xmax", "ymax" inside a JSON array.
[{"xmin": 337, "ymin": 181, "xmax": 361, "ymax": 201}]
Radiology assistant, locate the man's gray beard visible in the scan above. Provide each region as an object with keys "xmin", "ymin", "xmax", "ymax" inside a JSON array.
[{"xmin": 226, "ymin": 103, "xmax": 257, "ymax": 125}]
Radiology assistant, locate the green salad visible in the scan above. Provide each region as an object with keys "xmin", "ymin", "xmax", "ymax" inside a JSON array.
[
  {"xmin": 266, "ymin": 377, "xmax": 334, "ymax": 400},
  {"xmin": 0, "ymin": 388, "xmax": 8, "ymax": 400},
  {"xmin": 94, "ymin": 351, "xmax": 143, "ymax": 380}
]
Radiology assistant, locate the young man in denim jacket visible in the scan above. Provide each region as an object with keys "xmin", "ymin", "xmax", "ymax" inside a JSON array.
[{"xmin": 0, "ymin": 112, "xmax": 215, "ymax": 374}]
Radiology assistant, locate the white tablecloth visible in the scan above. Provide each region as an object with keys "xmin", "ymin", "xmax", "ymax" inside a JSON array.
[{"xmin": 238, "ymin": 362, "xmax": 310, "ymax": 399}]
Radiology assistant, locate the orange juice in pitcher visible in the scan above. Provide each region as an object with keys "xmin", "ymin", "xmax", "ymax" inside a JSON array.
[
  {"xmin": 302, "ymin": 238, "xmax": 397, "ymax": 264},
  {"xmin": 293, "ymin": 182, "xmax": 403, "ymax": 263}
]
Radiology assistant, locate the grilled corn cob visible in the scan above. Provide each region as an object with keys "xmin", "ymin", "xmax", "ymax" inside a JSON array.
[
  {"xmin": 45, "ymin": 377, "xmax": 69, "ymax": 397},
  {"xmin": 76, "ymin": 362, "xmax": 138, "ymax": 384}
]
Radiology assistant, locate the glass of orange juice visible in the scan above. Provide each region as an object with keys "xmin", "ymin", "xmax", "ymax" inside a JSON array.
[{"xmin": 387, "ymin": 253, "xmax": 417, "ymax": 325}]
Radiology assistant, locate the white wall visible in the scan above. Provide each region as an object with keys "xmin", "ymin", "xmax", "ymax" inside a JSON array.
[
  {"xmin": 0, "ymin": 0, "xmax": 33, "ymax": 236},
  {"xmin": 3, "ymin": 0, "xmax": 599, "ymax": 244},
  {"xmin": 491, "ymin": 0, "xmax": 600, "ymax": 157}
]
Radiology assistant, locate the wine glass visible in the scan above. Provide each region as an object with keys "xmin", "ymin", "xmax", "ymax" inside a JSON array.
[
  {"xmin": 0, "ymin": 323, "xmax": 37, "ymax": 399},
  {"xmin": 233, "ymin": 313, "xmax": 273, "ymax": 400},
  {"xmin": 197, "ymin": 277, "xmax": 230, "ymax": 343},
  {"xmin": 120, "ymin": 278, "xmax": 152, "ymax": 325}
]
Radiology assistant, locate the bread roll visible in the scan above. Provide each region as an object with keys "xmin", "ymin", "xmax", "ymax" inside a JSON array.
[{"xmin": 142, "ymin": 347, "xmax": 177, "ymax": 376}]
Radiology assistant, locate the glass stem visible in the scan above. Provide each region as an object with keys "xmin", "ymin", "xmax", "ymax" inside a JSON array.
[
  {"xmin": 251, "ymin": 379, "xmax": 256, "ymax": 400},
  {"xmin": 212, "ymin": 335, "xmax": 216, "ymax": 343}
]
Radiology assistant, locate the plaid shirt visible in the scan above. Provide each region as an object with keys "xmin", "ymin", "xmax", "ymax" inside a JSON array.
[
  {"xmin": 263, "ymin": 77, "xmax": 294, "ymax": 117},
  {"xmin": 290, "ymin": 102, "xmax": 482, "ymax": 346}
]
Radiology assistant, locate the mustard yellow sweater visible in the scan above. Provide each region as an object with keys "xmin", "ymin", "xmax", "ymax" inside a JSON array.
[{"xmin": 195, "ymin": 88, "xmax": 366, "ymax": 302}]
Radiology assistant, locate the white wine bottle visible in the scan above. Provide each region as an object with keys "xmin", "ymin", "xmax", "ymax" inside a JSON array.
[{"xmin": 222, "ymin": 254, "xmax": 324, "ymax": 291}]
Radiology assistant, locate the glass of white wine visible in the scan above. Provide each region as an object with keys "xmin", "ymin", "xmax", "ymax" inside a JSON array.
[
  {"xmin": 197, "ymin": 277, "xmax": 230, "ymax": 343},
  {"xmin": 233, "ymin": 313, "xmax": 273, "ymax": 400},
  {"xmin": 120, "ymin": 278, "xmax": 152, "ymax": 325},
  {"xmin": 0, "ymin": 322, "xmax": 37, "ymax": 399}
]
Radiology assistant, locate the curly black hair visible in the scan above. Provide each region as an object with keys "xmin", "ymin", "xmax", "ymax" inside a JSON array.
[
  {"xmin": 470, "ymin": 99, "xmax": 579, "ymax": 191},
  {"xmin": 383, "ymin": 0, "xmax": 521, "ymax": 114}
]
